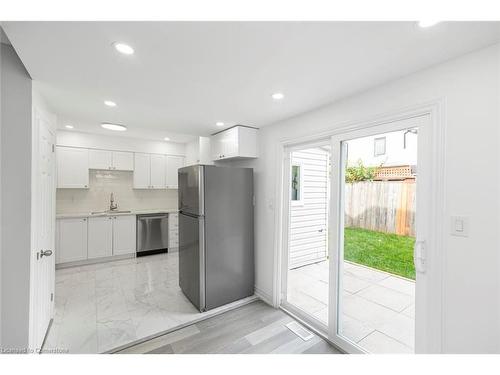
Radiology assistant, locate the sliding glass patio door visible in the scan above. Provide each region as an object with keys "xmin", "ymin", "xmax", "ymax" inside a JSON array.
[
  {"xmin": 328, "ymin": 115, "xmax": 433, "ymax": 353},
  {"xmin": 280, "ymin": 114, "xmax": 440, "ymax": 353}
]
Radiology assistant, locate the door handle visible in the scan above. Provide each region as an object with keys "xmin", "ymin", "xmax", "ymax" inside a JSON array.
[
  {"xmin": 40, "ymin": 249, "xmax": 53, "ymax": 258},
  {"xmin": 414, "ymin": 240, "xmax": 426, "ymax": 273}
]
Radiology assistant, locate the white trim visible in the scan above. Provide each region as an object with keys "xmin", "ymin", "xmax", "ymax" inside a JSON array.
[
  {"xmin": 273, "ymin": 99, "xmax": 446, "ymax": 354},
  {"xmin": 254, "ymin": 287, "xmax": 273, "ymax": 306}
]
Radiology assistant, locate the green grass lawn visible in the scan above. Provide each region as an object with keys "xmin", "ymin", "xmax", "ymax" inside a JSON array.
[{"xmin": 344, "ymin": 227, "xmax": 416, "ymax": 280}]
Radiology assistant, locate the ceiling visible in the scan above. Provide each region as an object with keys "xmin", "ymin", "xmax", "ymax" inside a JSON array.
[{"xmin": 3, "ymin": 21, "xmax": 500, "ymax": 142}]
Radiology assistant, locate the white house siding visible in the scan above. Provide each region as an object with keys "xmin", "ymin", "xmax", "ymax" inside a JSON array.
[{"xmin": 289, "ymin": 147, "xmax": 329, "ymax": 269}]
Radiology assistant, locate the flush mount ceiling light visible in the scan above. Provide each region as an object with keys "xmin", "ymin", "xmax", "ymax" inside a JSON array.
[
  {"xmin": 216, "ymin": 122, "xmax": 225, "ymax": 127},
  {"xmin": 113, "ymin": 42, "xmax": 134, "ymax": 55},
  {"xmin": 272, "ymin": 92, "xmax": 285, "ymax": 100},
  {"xmin": 101, "ymin": 123, "xmax": 127, "ymax": 131},
  {"xmin": 65, "ymin": 125, "xmax": 74, "ymax": 129},
  {"xmin": 164, "ymin": 137, "xmax": 170, "ymax": 141},
  {"xmin": 418, "ymin": 20, "xmax": 440, "ymax": 28},
  {"xmin": 104, "ymin": 100, "xmax": 117, "ymax": 107}
]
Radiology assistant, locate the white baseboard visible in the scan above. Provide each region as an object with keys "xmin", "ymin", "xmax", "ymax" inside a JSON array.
[{"xmin": 254, "ymin": 286, "xmax": 273, "ymax": 306}]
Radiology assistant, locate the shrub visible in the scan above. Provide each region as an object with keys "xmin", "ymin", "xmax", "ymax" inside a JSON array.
[{"xmin": 345, "ymin": 160, "xmax": 379, "ymax": 183}]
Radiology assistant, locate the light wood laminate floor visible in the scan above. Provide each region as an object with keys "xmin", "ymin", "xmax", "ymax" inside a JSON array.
[{"xmin": 116, "ymin": 301, "xmax": 342, "ymax": 354}]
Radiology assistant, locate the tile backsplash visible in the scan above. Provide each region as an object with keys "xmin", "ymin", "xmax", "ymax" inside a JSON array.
[{"xmin": 56, "ymin": 170, "xmax": 178, "ymax": 214}]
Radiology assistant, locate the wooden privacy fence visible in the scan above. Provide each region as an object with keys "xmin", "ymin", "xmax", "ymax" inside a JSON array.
[{"xmin": 344, "ymin": 181, "xmax": 416, "ymax": 236}]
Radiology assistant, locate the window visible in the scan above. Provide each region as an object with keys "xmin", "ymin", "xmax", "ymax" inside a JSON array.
[
  {"xmin": 291, "ymin": 164, "xmax": 303, "ymax": 204},
  {"xmin": 374, "ymin": 137, "xmax": 386, "ymax": 156}
]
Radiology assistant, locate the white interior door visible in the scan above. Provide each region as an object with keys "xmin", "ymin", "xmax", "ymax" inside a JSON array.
[
  {"xmin": 328, "ymin": 115, "xmax": 435, "ymax": 353},
  {"xmin": 30, "ymin": 113, "xmax": 56, "ymax": 350}
]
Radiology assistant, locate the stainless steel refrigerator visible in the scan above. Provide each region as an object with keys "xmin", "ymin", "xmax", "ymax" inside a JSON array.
[{"xmin": 178, "ymin": 165, "xmax": 254, "ymax": 312}]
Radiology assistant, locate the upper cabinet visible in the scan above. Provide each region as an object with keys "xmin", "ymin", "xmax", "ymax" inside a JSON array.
[
  {"xmin": 133, "ymin": 153, "xmax": 166, "ymax": 189},
  {"xmin": 88, "ymin": 149, "xmax": 133, "ymax": 171},
  {"xmin": 56, "ymin": 146, "xmax": 89, "ymax": 188},
  {"xmin": 211, "ymin": 125, "xmax": 258, "ymax": 161},
  {"xmin": 57, "ymin": 145, "xmax": 184, "ymax": 189},
  {"xmin": 150, "ymin": 154, "xmax": 166, "ymax": 188},
  {"xmin": 165, "ymin": 155, "xmax": 185, "ymax": 189},
  {"xmin": 112, "ymin": 151, "xmax": 134, "ymax": 171}
]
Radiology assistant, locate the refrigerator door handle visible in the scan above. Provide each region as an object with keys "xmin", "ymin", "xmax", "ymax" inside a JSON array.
[{"xmin": 199, "ymin": 216, "xmax": 206, "ymax": 311}]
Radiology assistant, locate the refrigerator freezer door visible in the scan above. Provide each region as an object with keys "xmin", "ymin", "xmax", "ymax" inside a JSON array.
[
  {"xmin": 178, "ymin": 165, "xmax": 204, "ymax": 216},
  {"xmin": 203, "ymin": 166, "xmax": 254, "ymax": 310},
  {"xmin": 178, "ymin": 212, "xmax": 205, "ymax": 311}
]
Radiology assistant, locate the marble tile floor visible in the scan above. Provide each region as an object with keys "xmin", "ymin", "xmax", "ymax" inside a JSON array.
[
  {"xmin": 44, "ymin": 252, "xmax": 230, "ymax": 353},
  {"xmin": 288, "ymin": 260, "xmax": 415, "ymax": 353}
]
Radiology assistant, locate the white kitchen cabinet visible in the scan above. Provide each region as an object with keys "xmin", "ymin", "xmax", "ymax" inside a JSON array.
[
  {"xmin": 89, "ymin": 149, "xmax": 112, "ymax": 170},
  {"xmin": 89, "ymin": 149, "xmax": 134, "ymax": 171},
  {"xmin": 112, "ymin": 215, "xmax": 136, "ymax": 255},
  {"xmin": 112, "ymin": 151, "xmax": 134, "ymax": 171},
  {"xmin": 166, "ymin": 155, "xmax": 184, "ymax": 189},
  {"xmin": 168, "ymin": 212, "xmax": 179, "ymax": 250},
  {"xmin": 211, "ymin": 125, "xmax": 258, "ymax": 161},
  {"xmin": 56, "ymin": 146, "xmax": 89, "ymax": 188},
  {"xmin": 133, "ymin": 153, "xmax": 151, "ymax": 189},
  {"xmin": 134, "ymin": 153, "xmax": 166, "ymax": 189},
  {"xmin": 56, "ymin": 217, "xmax": 88, "ymax": 263},
  {"xmin": 150, "ymin": 154, "xmax": 166, "ymax": 189},
  {"xmin": 186, "ymin": 136, "xmax": 213, "ymax": 166},
  {"xmin": 87, "ymin": 216, "xmax": 113, "ymax": 259}
]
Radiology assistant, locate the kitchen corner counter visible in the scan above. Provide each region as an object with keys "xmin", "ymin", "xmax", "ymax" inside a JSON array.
[{"xmin": 56, "ymin": 208, "xmax": 179, "ymax": 219}]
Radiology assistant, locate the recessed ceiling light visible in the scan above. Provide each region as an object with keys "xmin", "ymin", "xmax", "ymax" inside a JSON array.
[
  {"xmin": 216, "ymin": 122, "xmax": 225, "ymax": 127},
  {"xmin": 272, "ymin": 92, "xmax": 285, "ymax": 100},
  {"xmin": 101, "ymin": 123, "xmax": 127, "ymax": 132},
  {"xmin": 418, "ymin": 21, "xmax": 440, "ymax": 28},
  {"xmin": 164, "ymin": 137, "xmax": 170, "ymax": 141},
  {"xmin": 65, "ymin": 125, "xmax": 74, "ymax": 129},
  {"xmin": 113, "ymin": 42, "xmax": 134, "ymax": 55},
  {"xmin": 104, "ymin": 100, "xmax": 117, "ymax": 107}
]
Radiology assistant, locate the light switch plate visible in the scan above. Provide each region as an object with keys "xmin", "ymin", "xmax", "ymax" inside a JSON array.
[{"xmin": 450, "ymin": 215, "xmax": 469, "ymax": 237}]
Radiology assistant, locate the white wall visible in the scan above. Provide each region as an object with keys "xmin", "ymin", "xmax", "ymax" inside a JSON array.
[
  {"xmin": 0, "ymin": 42, "xmax": 32, "ymax": 350},
  {"xmin": 236, "ymin": 43, "xmax": 500, "ymax": 353},
  {"xmin": 56, "ymin": 130, "xmax": 186, "ymax": 156}
]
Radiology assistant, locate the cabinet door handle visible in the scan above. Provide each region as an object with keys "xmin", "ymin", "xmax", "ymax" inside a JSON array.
[{"xmin": 83, "ymin": 218, "xmax": 87, "ymax": 221}]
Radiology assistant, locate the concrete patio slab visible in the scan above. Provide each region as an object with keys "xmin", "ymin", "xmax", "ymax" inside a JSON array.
[
  {"xmin": 287, "ymin": 260, "xmax": 415, "ymax": 353},
  {"xmin": 358, "ymin": 331, "xmax": 412, "ymax": 354}
]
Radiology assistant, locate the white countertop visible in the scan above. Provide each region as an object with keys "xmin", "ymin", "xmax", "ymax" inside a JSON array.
[{"xmin": 56, "ymin": 208, "xmax": 179, "ymax": 219}]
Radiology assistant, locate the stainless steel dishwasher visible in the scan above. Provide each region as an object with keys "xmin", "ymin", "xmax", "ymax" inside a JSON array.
[{"xmin": 136, "ymin": 213, "xmax": 169, "ymax": 256}]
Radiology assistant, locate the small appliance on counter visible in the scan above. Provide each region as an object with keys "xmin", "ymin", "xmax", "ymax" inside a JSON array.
[
  {"xmin": 136, "ymin": 213, "xmax": 169, "ymax": 256},
  {"xmin": 178, "ymin": 165, "xmax": 254, "ymax": 312}
]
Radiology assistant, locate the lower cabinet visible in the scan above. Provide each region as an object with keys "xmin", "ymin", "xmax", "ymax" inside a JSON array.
[
  {"xmin": 88, "ymin": 216, "xmax": 113, "ymax": 259},
  {"xmin": 112, "ymin": 215, "xmax": 137, "ymax": 255},
  {"xmin": 168, "ymin": 213, "xmax": 179, "ymax": 249},
  {"xmin": 56, "ymin": 217, "xmax": 88, "ymax": 263},
  {"xmin": 56, "ymin": 214, "xmax": 136, "ymax": 265}
]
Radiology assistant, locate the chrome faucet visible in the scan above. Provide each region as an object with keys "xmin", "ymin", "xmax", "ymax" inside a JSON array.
[{"xmin": 109, "ymin": 193, "xmax": 118, "ymax": 211}]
